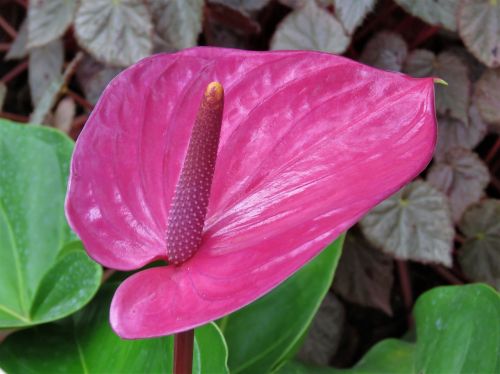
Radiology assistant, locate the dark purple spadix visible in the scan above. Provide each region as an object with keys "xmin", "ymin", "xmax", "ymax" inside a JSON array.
[{"xmin": 166, "ymin": 82, "xmax": 224, "ymax": 265}]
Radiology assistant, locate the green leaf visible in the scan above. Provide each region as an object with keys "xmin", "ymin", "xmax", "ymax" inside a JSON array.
[
  {"xmin": 350, "ymin": 339, "xmax": 415, "ymax": 373},
  {"xmin": 278, "ymin": 339, "xmax": 414, "ymax": 374},
  {"xmin": 0, "ymin": 119, "xmax": 101, "ymax": 328},
  {"xmin": 279, "ymin": 284, "xmax": 500, "ymax": 374},
  {"xmin": 218, "ymin": 235, "xmax": 344, "ymax": 374},
  {"xmin": 360, "ymin": 180, "xmax": 454, "ymax": 267},
  {"xmin": 0, "ymin": 286, "xmax": 228, "ymax": 374},
  {"xmin": 74, "ymin": 0, "xmax": 153, "ymax": 67},
  {"xmin": 414, "ymin": 284, "xmax": 500, "ymax": 373},
  {"xmin": 458, "ymin": 200, "xmax": 500, "ymax": 291},
  {"xmin": 271, "ymin": 1, "xmax": 350, "ymax": 53},
  {"xmin": 458, "ymin": 0, "xmax": 500, "ymax": 68}
]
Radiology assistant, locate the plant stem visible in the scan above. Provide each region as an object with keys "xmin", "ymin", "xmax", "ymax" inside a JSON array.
[
  {"xmin": 396, "ymin": 260, "xmax": 413, "ymax": 328},
  {"xmin": 432, "ymin": 265, "xmax": 464, "ymax": 285},
  {"xmin": 1, "ymin": 60, "xmax": 28, "ymax": 84},
  {"xmin": 173, "ymin": 329, "xmax": 194, "ymax": 374}
]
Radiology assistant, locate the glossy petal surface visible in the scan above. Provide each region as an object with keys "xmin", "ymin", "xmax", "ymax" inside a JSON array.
[{"xmin": 66, "ymin": 47, "xmax": 437, "ymax": 338}]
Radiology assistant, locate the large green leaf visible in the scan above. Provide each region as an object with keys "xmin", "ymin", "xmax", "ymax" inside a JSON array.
[
  {"xmin": 414, "ymin": 284, "xmax": 500, "ymax": 373},
  {"xmin": 0, "ymin": 119, "xmax": 102, "ymax": 328},
  {"xmin": 0, "ymin": 286, "xmax": 229, "ymax": 373},
  {"xmin": 279, "ymin": 284, "xmax": 500, "ymax": 374},
  {"xmin": 218, "ymin": 235, "xmax": 344, "ymax": 374},
  {"xmin": 278, "ymin": 339, "xmax": 415, "ymax": 374}
]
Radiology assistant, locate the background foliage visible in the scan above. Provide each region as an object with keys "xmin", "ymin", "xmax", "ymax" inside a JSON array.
[{"xmin": 0, "ymin": 0, "xmax": 499, "ymax": 373}]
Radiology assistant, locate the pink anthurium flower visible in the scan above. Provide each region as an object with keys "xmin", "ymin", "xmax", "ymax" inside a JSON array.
[{"xmin": 66, "ymin": 47, "xmax": 437, "ymax": 339}]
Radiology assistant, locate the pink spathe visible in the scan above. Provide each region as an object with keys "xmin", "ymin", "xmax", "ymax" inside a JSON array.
[{"xmin": 65, "ymin": 47, "xmax": 437, "ymax": 339}]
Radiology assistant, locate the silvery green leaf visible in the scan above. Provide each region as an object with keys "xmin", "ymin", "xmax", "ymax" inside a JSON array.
[
  {"xmin": 148, "ymin": 0, "xmax": 203, "ymax": 51},
  {"xmin": 28, "ymin": 39, "xmax": 64, "ymax": 106},
  {"xmin": 434, "ymin": 106, "xmax": 487, "ymax": 161},
  {"xmin": 458, "ymin": 0, "xmax": 500, "ymax": 68},
  {"xmin": 427, "ymin": 148, "xmax": 490, "ymax": 222},
  {"xmin": 394, "ymin": 0, "xmax": 458, "ymax": 31},
  {"xmin": 404, "ymin": 50, "xmax": 470, "ymax": 124},
  {"xmin": 74, "ymin": 0, "xmax": 153, "ymax": 67},
  {"xmin": 361, "ymin": 180, "xmax": 454, "ymax": 267},
  {"xmin": 271, "ymin": 1, "xmax": 350, "ymax": 53},
  {"xmin": 458, "ymin": 200, "xmax": 500, "ymax": 290},
  {"xmin": 27, "ymin": 0, "xmax": 76, "ymax": 47},
  {"xmin": 474, "ymin": 68, "xmax": 500, "ymax": 129},
  {"xmin": 333, "ymin": 0, "xmax": 377, "ymax": 34},
  {"xmin": 5, "ymin": 19, "xmax": 28, "ymax": 60}
]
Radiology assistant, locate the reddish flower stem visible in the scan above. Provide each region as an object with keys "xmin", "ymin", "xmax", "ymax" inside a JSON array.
[
  {"xmin": 485, "ymin": 137, "xmax": 500, "ymax": 164},
  {"xmin": 0, "ymin": 111, "xmax": 28, "ymax": 122},
  {"xmin": 432, "ymin": 265, "xmax": 464, "ymax": 285},
  {"xmin": 0, "ymin": 15, "xmax": 17, "ymax": 39},
  {"xmin": 396, "ymin": 260, "xmax": 413, "ymax": 327},
  {"xmin": 173, "ymin": 329, "xmax": 194, "ymax": 374},
  {"xmin": 355, "ymin": 3, "xmax": 397, "ymax": 41},
  {"xmin": 491, "ymin": 177, "xmax": 500, "ymax": 192},
  {"xmin": 66, "ymin": 90, "xmax": 94, "ymax": 111},
  {"xmin": 14, "ymin": 0, "xmax": 27, "ymax": 8},
  {"xmin": 0, "ymin": 42, "xmax": 11, "ymax": 51},
  {"xmin": 0, "ymin": 60, "xmax": 28, "ymax": 84},
  {"xmin": 410, "ymin": 25, "xmax": 439, "ymax": 49}
]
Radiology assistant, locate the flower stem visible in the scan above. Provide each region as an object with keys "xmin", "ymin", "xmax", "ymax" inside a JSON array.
[{"xmin": 173, "ymin": 329, "xmax": 194, "ymax": 374}]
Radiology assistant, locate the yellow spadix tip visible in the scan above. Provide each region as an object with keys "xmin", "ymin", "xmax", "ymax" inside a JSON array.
[{"xmin": 205, "ymin": 82, "xmax": 224, "ymax": 103}]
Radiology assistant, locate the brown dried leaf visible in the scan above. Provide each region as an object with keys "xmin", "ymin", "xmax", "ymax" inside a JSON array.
[
  {"xmin": 474, "ymin": 68, "xmax": 500, "ymax": 129},
  {"xmin": 434, "ymin": 106, "xmax": 488, "ymax": 161},
  {"xmin": 333, "ymin": 229, "xmax": 394, "ymax": 315},
  {"xmin": 360, "ymin": 31, "xmax": 408, "ymax": 72},
  {"xmin": 53, "ymin": 97, "xmax": 76, "ymax": 134},
  {"xmin": 209, "ymin": 0, "xmax": 269, "ymax": 13},
  {"xmin": 297, "ymin": 293, "xmax": 345, "ymax": 365}
]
